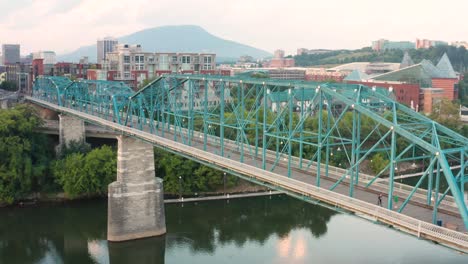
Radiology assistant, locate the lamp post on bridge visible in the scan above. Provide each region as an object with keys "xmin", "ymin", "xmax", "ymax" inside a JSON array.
[
  {"xmin": 178, "ymin": 176, "xmax": 182, "ymax": 200},
  {"xmin": 223, "ymin": 172, "xmax": 227, "ymax": 196}
]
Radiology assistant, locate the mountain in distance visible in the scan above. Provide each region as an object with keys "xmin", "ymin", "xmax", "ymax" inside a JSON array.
[{"xmin": 59, "ymin": 25, "xmax": 272, "ymax": 62}]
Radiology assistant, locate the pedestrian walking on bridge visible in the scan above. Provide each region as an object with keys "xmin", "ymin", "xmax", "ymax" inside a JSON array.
[{"xmin": 377, "ymin": 193, "xmax": 383, "ymax": 206}]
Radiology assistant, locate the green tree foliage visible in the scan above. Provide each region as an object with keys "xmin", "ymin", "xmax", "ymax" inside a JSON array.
[
  {"xmin": 53, "ymin": 146, "xmax": 116, "ymax": 198},
  {"xmin": 0, "ymin": 81, "xmax": 18, "ymax": 91},
  {"xmin": 429, "ymin": 99, "xmax": 461, "ymax": 131},
  {"xmin": 370, "ymin": 153, "xmax": 389, "ymax": 174},
  {"xmin": 0, "ymin": 105, "xmax": 53, "ymax": 204},
  {"xmin": 57, "ymin": 140, "xmax": 91, "ymax": 159},
  {"xmin": 154, "ymin": 148, "xmax": 237, "ymax": 194}
]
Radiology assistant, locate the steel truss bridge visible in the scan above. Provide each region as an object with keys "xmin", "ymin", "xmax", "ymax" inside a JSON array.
[{"xmin": 29, "ymin": 75, "xmax": 468, "ymax": 251}]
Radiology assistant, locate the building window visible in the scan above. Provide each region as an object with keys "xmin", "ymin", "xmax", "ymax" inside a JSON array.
[
  {"xmin": 182, "ymin": 56, "xmax": 191, "ymax": 63},
  {"xmin": 204, "ymin": 56, "xmax": 212, "ymax": 63},
  {"xmin": 124, "ymin": 65, "xmax": 130, "ymax": 72},
  {"xmin": 172, "ymin": 56, "xmax": 177, "ymax": 62},
  {"xmin": 124, "ymin": 56, "xmax": 130, "ymax": 63}
]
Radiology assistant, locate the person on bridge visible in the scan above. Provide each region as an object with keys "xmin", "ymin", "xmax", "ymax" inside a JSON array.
[{"xmin": 377, "ymin": 193, "xmax": 383, "ymax": 206}]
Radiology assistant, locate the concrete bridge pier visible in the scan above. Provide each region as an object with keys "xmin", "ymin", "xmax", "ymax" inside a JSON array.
[
  {"xmin": 108, "ymin": 135, "xmax": 166, "ymax": 242},
  {"xmin": 58, "ymin": 114, "xmax": 85, "ymax": 150}
]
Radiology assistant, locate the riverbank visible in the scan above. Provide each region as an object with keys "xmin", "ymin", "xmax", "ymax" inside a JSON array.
[{"xmin": 0, "ymin": 180, "xmax": 272, "ymax": 208}]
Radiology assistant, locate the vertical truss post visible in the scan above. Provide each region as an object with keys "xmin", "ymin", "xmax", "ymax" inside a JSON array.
[
  {"xmin": 287, "ymin": 88, "xmax": 293, "ymax": 178},
  {"xmin": 161, "ymin": 81, "xmax": 166, "ymax": 137},
  {"xmin": 255, "ymin": 84, "xmax": 259, "ymax": 158},
  {"xmin": 203, "ymin": 79, "xmax": 208, "ymax": 151},
  {"xmin": 349, "ymin": 107, "xmax": 357, "ymax": 197},
  {"xmin": 220, "ymin": 80, "xmax": 225, "ymax": 157},
  {"xmin": 432, "ymin": 160, "xmax": 441, "ymax": 224},
  {"xmin": 427, "ymin": 137, "xmax": 436, "ymax": 205},
  {"xmin": 388, "ymin": 127, "xmax": 396, "ymax": 210},
  {"xmin": 240, "ymin": 82, "xmax": 245, "ymax": 163},
  {"xmin": 262, "ymin": 84, "xmax": 268, "ymax": 170},
  {"xmin": 461, "ymin": 151, "xmax": 465, "ymax": 195},
  {"xmin": 325, "ymin": 104, "xmax": 332, "ymax": 177},
  {"xmin": 355, "ymin": 112, "xmax": 361, "ymax": 185},
  {"xmin": 299, "ymin": 87, "xmax": 305, "ymax": 169},
  {"xmin": 138, "ymin": 96, "xmax": 144, "ymax": 130},
  {"xmin": 317, "ymin": 90, "xmax": 323, "ymax": 187},
  {"xmin": 188, "ymin": 79, "xmax": 194, "ymax": 146}
]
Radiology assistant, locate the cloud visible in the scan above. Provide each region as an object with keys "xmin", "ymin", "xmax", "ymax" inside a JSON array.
[{"xmin": 0, "ymin": 0, "xmax": 467, "ymax": 55}]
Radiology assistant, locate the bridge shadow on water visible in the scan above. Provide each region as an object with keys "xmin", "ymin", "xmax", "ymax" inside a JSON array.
[{"xmin": 0, "ymin": 195, "xmax": 336, "ymax": 263}]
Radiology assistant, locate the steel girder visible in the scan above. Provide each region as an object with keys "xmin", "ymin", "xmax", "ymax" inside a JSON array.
[{"xmin": 32, "ymin": 74, "xmax": 468, "ymax": 230}]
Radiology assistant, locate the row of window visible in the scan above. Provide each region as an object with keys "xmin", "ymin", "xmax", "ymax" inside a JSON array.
[{"xmin": 121, "ymin": 55, "xmax": 213, "ymax": 64}]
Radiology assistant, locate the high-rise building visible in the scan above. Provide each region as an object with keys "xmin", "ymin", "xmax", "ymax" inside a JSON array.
[
  {"xmin": 97, "ymin": 37, "xmax": 118, "ymax": 64},
  {"xmin": 32, "ymin": 51, "xmax": 57, "ymax": 65},
  {"xmin": 1, "ymin": 44, "xmax": 20, "ymax": 65}
]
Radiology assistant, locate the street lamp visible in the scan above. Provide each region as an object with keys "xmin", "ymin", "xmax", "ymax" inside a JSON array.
[
  {"xmin": 178, "ymin": 176, "xmax": 182, "ymax": 199},
  {"xmin": 223, "ymin": 172, "xmax": 227, "ymax": 196}
]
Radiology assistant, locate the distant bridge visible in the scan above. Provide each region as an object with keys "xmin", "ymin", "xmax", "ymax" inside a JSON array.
[{"xmin": 28, "ymin": 75, "xmax": 468, "ymax": 251}]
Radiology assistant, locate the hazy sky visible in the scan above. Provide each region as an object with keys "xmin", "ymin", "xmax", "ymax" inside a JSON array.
[{"xmin": 0, "ymin": 0, "xmax": 467, "ymax": 55}]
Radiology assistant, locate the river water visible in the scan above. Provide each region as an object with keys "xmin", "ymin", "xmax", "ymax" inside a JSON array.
[{"xmin": 0, "ymin": 195, "xmax": 466, "ymax": 264}]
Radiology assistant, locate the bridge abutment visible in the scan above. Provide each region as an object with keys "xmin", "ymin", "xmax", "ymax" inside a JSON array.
[
  {"xmin": 58, "ymin": 114, "xmax": 85, "ymax": 148},
  {"xmin": 107, "ymin": 135, "xmax": 166, "ymax": 242}
]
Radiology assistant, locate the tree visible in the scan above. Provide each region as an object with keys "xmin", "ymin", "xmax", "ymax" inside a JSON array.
[
  {"xmin": 429, "ymin": 99, "xmax": 461, "ymax": 131},
  {"xmin": 0, "ymin": 105, "xmax": 53, "ymax": 204},
  {"xmin": 0, "ymin": 81, "xmax": 18, "ymax": 91},
  {"xmin": 370, "ymin": 153, "xmax": 389, "ymax": 174},
  {"xmin": 53, "ymin": 146, "xmax": 116, "ymax": 198}
]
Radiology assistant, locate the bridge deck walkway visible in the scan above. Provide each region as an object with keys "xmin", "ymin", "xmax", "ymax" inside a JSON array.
[{"xmin": 39, "ymin": 114, "xmax": 465, "ymax": 231}]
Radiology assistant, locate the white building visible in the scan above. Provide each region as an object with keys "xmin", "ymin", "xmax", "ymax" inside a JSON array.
[
  {"xmin": 32, "ymin": 51, "xmax": 57, "ymax": 65},
  {"xmin": 97, "ymin": 37, "xmax": 118, "ymax": 65}
]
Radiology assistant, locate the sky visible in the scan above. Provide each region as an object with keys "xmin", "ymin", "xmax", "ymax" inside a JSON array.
[{"xmin": 0, "ymin": 0, "xmax": 467, "ymax": 56}]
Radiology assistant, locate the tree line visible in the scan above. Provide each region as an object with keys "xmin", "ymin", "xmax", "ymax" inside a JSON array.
[
  {"xmin": 0, "ymin": 105, "xmax": 236, "ymax": 205},
  {"xmin": 293, "ymin": 45, "xmax": 468, "ymax": 73}
]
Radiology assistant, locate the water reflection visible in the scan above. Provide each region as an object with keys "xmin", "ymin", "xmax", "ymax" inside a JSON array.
[
  {"xmin": 2, "ymin": 195, "xmax": 464, "ymax": 263},
  {"xmin": 0, "ymin": 195, "xmax": 334, "ymax": 263}
]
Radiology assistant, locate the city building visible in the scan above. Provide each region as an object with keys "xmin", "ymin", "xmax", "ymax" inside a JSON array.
[
  {"xmin": 460, "ymin": 106, "xmax": 468, "ymax": 122},
  {"xmin": 328, "ymin": 62, "xmax": 401, "ymax": 75},
  {"xmin": 305, "ymin": 68, "xmax": 347, "ymax": 82},
  {"xmin": 297, "ymin": 48, "xmax": 332, "ymax": 56},
  {"xmin": 268, "ymin": 69, "xmax": 305, "ymax": 80},
  {"xmin": 32, "ymin": 51, "xmax": 57, "ymax": 65},
  {"xmin": 451, "ymin": 41, "xmax": 468, "ymax": 49},
  {"xmin": 99, "ymin": 44, "xmax": 217, "ymax": 89},
  {"xmin": 372, "ymin": 39, "xmax": 415, "ymax": 51},
  {"xmin": 4, "ymin": 63, "xmax": 31, "ymax": 93},
  {"xmin": 230, "ymin": 67, "xmax": 305, "ymax": 80},
  {"xmin": 97, "ymin": 37, "xmax": 118, "ymax": 64},
  {"xmin": 1, "ymin": 44, "xmax": 20, "ymax": 65},
  {"xmin": 416, "ymin": 39, "xmax": 448, "ymax": 49},
  {"xmin": 264, "ymin": 49, "xmax": 295, "ymax": 68},
  {"xmin": 342, "ymin": 52, "xmax": 459, "ymax": 113}
]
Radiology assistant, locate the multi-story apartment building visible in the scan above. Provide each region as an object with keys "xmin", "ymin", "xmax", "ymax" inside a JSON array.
[{"xmin": 101, "ymin": 44, "xmax": 216, "ymax": 89}]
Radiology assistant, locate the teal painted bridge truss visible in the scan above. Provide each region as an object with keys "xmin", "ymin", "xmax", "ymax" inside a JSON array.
[{"xmin": 32, "ymin": 75, "xmax": 468, "ymax": 230}]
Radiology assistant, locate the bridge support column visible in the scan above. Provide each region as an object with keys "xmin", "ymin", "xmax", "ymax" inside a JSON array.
[
  {"xmin": 108, "ymin": 135, "xmax": 166, "ymax": 242},
  {"xmin": 58, "ymin": 114, "xmax": 85, "ymax": 148}
]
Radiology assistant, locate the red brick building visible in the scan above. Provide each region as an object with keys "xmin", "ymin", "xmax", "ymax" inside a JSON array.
[{"xmin": 346, "ymin": 80, "xmax": 420, "ymax": 109}]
